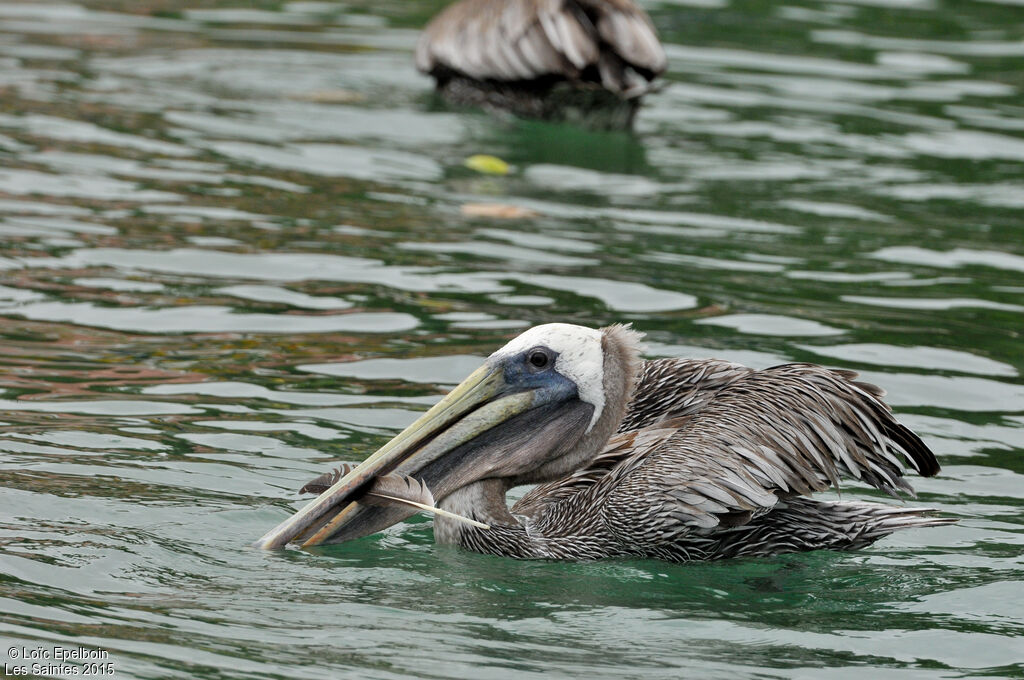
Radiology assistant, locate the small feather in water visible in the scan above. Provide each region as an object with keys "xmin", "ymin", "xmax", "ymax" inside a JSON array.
[
  {"xmin": 364, "ymin": 474, "xmax": 490, "ymax": 530},
  {"xmin": 300, "ymin": 466, "xmax": 488, "ymax": 530}
]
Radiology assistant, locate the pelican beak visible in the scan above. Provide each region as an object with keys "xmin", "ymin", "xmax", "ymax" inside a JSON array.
[{"xmin": 254, "ymin": 363, "xmax": 540, "ymax": 550}]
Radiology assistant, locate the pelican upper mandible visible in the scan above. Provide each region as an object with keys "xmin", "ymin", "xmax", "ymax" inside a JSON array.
[
  {"xmin": 415, "ymin": 0, "xmax": 668, "ymax": 128},
  {"xmin": 255, "ymin": 323, "xmax": 951, "ymax": 561}
]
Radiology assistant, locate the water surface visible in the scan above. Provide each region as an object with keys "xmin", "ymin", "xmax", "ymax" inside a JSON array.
[{"xmin": 1, "ymin": 0, "xmax": 1023, "ymax": 678}]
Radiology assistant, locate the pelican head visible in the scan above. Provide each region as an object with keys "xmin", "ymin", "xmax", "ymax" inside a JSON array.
[{"xmin": 255, "ymin": 323, "xmax": 643, "ymax": 549}]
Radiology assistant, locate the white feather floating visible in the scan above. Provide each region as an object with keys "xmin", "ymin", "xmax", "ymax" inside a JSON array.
[
  {"xmin": 367, "ymin": 492, "xmax": 490, "ymax": 530},
  {"xmin": 300, "ymin": 466, "xmax": 489, "ymax": 530}
]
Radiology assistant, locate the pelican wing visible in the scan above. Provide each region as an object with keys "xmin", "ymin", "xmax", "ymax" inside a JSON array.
[
  {"xmin": 415, "ymin": 0, "xmax": 666, "ymax": 89},
  {"xmin": 416, "ymin": 0, "xmax": 595, "ymax": 82},
  {"xmin": 514, "ymin": 358, "xmax": 754, "ymax": 515},
  {"xmin": 618, "ymin": 358, "xmax": 756, "ymax": 432},
  {"xmin": 581, "ymin": 0, "xmax": 666, "ymax": 76},
  {"xmin": 598, "ymin": 362, "xmax": 940, "ymax": 545}
]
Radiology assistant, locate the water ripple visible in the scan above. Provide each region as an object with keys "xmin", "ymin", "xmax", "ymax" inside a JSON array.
[{"xmin": 1, "ymin": 0, "xmax": 1022, "ymax": 678}]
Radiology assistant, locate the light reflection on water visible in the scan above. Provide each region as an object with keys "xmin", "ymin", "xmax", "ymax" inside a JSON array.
[{"xmin": 0, "ymin": 0, "xmax": 1022, "ymax": 677}]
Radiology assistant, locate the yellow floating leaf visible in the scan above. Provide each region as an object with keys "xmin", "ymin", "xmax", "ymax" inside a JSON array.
[
  {"xmin": 464, "ymin": 154, "xmax": 510, "ymax": 175},
  {"xmin": 461, "ymin": 203, "xmax": 538, "ymax": 219}
]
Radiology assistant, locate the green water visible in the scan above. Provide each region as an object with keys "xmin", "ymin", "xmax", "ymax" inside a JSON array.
[{"xmin": 1, "ymin": 0, "xmax": 1022, "ymax": 677}]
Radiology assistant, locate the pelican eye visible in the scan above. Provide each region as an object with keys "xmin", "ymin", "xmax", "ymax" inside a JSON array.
[{"xmin": 527, "ymin": 349, "xmax": 551, "ymax": 370}]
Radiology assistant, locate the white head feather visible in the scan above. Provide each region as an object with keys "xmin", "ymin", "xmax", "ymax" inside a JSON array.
[{"xmin": 490, "ymin": 323, "xmax": 605, "ymax": 431}]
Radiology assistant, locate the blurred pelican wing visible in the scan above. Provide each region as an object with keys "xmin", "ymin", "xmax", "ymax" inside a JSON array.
[
  {"xmin": 415, "ymin": 0, "xmax": 666, "ymax": 91},
  {"xmin": 587, "ymin": 0, "xmax": 666, "ymax": 77}
]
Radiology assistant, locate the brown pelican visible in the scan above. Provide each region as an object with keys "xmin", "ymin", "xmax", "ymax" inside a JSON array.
[
  {"xmin": 415, "ymin": 0, "xmax": 668, "ymax": 129},
  {"xmin": 256, "ymin": 323, "xmax": 952, "ymax": 561}
]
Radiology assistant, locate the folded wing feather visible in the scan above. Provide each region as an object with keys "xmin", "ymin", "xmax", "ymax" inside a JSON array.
[{"xmin": 598, "ymin": 362, "xmax": 940, "ymax": 546}]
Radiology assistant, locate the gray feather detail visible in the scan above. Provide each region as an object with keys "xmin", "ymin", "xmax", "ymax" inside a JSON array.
[
  {"xmin": 301, "ymin": 463, "xmax": 436, "ymax": 507},
  {"xmin": 299, "ymin": 463, "xmax": 354, "ymax": 495},
  {"xmin": 302, "ymin": 464, "xmax": 437, "ymax": 510},
  {"xmin": 301, "ymin": 465, "xmax": 489, "ymax": 529},
  {"xmin": 361, "ymin": 474, "xmax": 436, "ymax": 509}
]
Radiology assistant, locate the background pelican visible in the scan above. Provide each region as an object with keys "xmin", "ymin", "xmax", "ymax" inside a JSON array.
[
  {"xmin": 256, "ymin": 324, "xmax": 951, "ymax": 561},
  {"xmin": 415, "ymin": 0, "xmax": 667, "ymax": 128}
]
